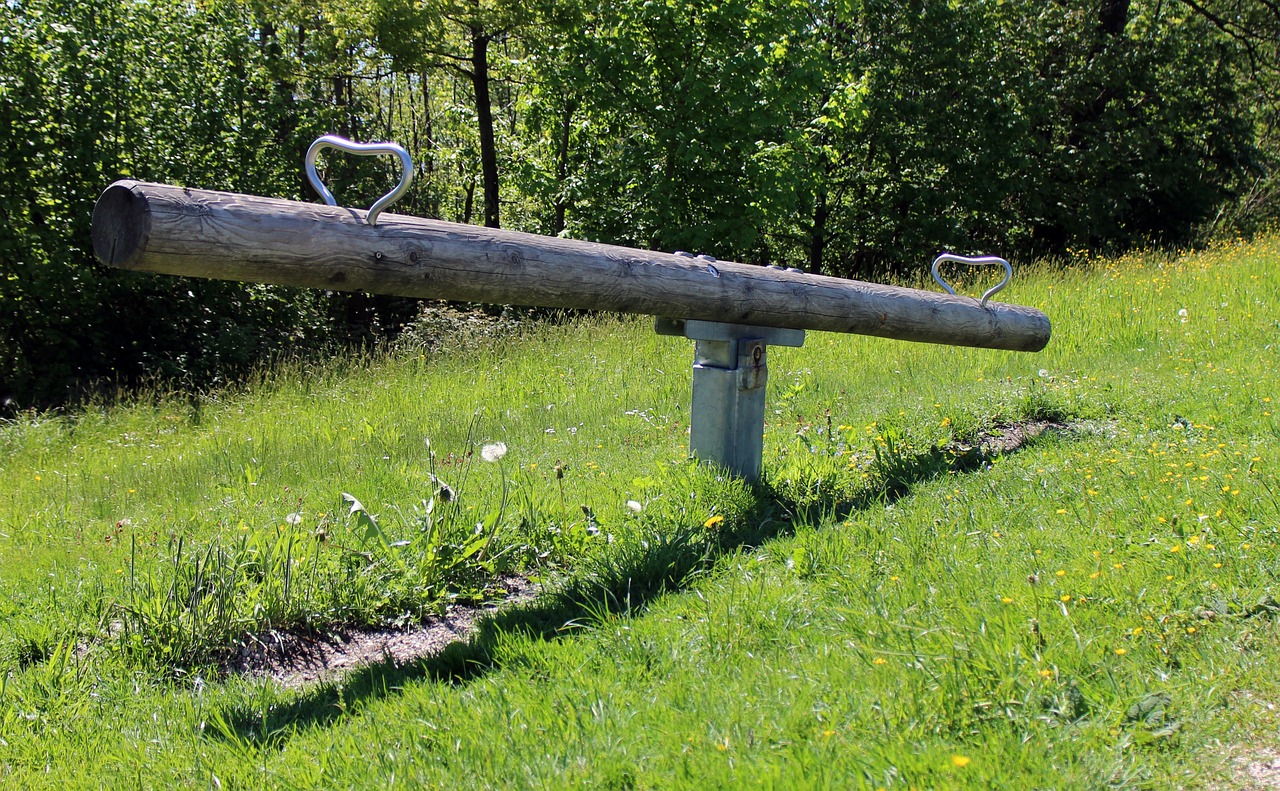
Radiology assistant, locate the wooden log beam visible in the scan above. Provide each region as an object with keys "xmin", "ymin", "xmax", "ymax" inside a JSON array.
[{"xmin": 92, "ymin": 181, "xmax": 1050, "ymax": 352}]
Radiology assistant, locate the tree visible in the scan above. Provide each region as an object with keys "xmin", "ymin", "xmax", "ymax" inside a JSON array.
[
  {"xmin": 1173, "ymin": 0, "xmax": 1280, "ymax": 229},
  {"xmin": 371, "ymin": 0, "xmax": 542, "ymax": 228}
]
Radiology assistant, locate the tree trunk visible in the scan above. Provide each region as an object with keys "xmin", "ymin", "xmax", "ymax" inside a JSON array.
[
  {"xmin": 470, "ymin": 28, "xmax": 500, "ymax": 228},
  {"xmin": 421, "ymin": 72, "xmax": 435, "ymax": 179},
  {"xmin": 809, "ymin": 181, "xmax": 829, "ymax": 274},
  {"xmin": 421, "ymin": 71, "xmax": 438, "ymax": 218},
  {"xmin": 553, "ymin": 100, "xmax": 576, "ymax": 235},
  {"xmin": 259, "ymin": 20, "xmax": 303, "ymax": 197}
]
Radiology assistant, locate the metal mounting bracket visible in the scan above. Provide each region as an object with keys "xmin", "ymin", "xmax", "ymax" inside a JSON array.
[{"xmin": 656, "ymin": 318, "xmax": 806, "ymax": 482}]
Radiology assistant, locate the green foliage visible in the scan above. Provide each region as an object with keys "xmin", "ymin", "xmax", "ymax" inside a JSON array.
[
  {"xmin": 0, "ymin": 0, "xmax": 407, "ymax": 409},
  {"xmin": 0, "ymin": 0, "xmax": 1273, "ymax": 411},
  {"xmin": 520, "ymin": 0, "xmax": 1262, "ymax": 273}
]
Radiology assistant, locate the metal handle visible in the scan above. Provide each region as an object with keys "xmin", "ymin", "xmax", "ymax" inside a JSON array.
[
  {"xmin": 305, "ymin": 135, "xmax": 413, "ymax": 226},
  {"xmin": 931, "ymin": 253, "xmax": 1013, "ymax": 306}
]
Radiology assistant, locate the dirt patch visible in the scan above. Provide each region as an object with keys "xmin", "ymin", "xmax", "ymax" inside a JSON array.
[
  {"xmin": 227, "ymin": 576, "xmax": 537, "ymax": 688},
  {"xmin": 1205, "ymin": 692, "xmax": 1280, "ymax": 790},
  {"xmin": 1237, "ymin": 749, "xmax": 1280, "ymax": 789},
  {"xmin": 954, "ymin": 419, "xmax": 1071, "ymax": 455}
]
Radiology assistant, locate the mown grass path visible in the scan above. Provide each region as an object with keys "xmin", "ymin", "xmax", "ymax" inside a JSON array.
[{"xmin": 2, "ymin": 237, "xmax": 1279, "ymax": 788}]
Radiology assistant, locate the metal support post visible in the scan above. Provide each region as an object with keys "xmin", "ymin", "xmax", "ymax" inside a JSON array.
[{"xmin": 656, "ymin": 318, "xmax": 805, "ymax": 482}]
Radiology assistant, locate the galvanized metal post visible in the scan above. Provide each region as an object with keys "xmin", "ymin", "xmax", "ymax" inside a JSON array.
[{"xmin": 656, "ymin": 318, "xmax": 805, "ymax": 482}]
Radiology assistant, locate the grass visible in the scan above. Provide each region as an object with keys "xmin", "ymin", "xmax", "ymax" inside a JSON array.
[{"xmin": 2, "ymin": 236, "xmax": 1280, "ymax": 787}]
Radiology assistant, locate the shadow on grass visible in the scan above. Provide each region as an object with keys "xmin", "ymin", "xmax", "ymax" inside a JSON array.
[{"xmin": 208, "ymin": 421, "xmax": 1070, "ymax": 747}]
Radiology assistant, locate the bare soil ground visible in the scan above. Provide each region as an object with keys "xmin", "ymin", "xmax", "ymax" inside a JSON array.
[
  {"xmin": 1210, "ymin": 694, "xmax": 1280, "ymax": 790},
  {"xmin": 227, "ymin": 576, "xmax": 537, "ymax": 688},
  {"xmin": 956, "ymin": 418, "xmax": 1072, "ymax": 455},
  {"xmin": 1236, "ymin": 750, "xmax": 1280, "ymax": 789}
]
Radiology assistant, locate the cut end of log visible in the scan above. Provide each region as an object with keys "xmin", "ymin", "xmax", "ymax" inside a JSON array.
[
  {"xmin": 1029, "ymin": 316, "xmax": 1052, "ymax": 352},
  {"xmin": 91, "ymin": 181, "xmax": 151, "ymax": 270},
  {"xmin": 1000, "ymin": 309, "xmax": 1051, "ymax": 353}
]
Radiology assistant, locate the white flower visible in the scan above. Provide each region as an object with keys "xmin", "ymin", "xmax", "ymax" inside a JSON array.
[
  {"xmin": 626, "ymin": 500, "xmax": 643, "ymax": 513},
  {"xmin": 481, "ymin": 442, "xmax": 508, "ymax": 463},
  {"xmin": 285, "ymin": 512, "xmax": 303, "ymax": 525}
]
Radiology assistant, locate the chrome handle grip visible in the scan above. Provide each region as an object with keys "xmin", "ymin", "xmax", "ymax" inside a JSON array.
[
  {"xmin": 305, "ymin": 135, "xmax": 413, "ymax": 226},
  {"xmin": 931, "ymin": 254, "xmax": 1013, "ymax": 306}
]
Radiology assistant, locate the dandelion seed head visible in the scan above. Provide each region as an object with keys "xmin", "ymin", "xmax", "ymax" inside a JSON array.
[
  {"xmin": 626, "ymin": 500, "xmax": 643, "ymax": 513},
  {"xmin": 285, "ymin": 512, "xmax": 303, "ymax": 525},
  {"xmin": 481, "ymin": 442, "xmax": 508, "ymax": 463}
]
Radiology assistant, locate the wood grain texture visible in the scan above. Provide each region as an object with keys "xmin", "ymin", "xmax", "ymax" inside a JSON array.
[{"xmin": 92, "ymin": 180, "xmax": 1051, "ymax": 352}]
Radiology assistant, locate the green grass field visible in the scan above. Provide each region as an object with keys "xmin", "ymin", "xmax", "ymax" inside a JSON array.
[{"xmin": 2, "ymin": 237, "xmax": 1279, "ymax": 788}]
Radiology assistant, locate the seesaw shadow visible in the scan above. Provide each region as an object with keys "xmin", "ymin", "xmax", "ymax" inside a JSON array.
[{"xmin": 207, "ymin": 421, "xmax": 1070, "ymax": 747}]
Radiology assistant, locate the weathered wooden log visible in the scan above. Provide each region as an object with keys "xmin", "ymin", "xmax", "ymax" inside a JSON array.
[{"xmin": 92, "ymin": 180, "xmax": 1050, "ymax": 352}]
